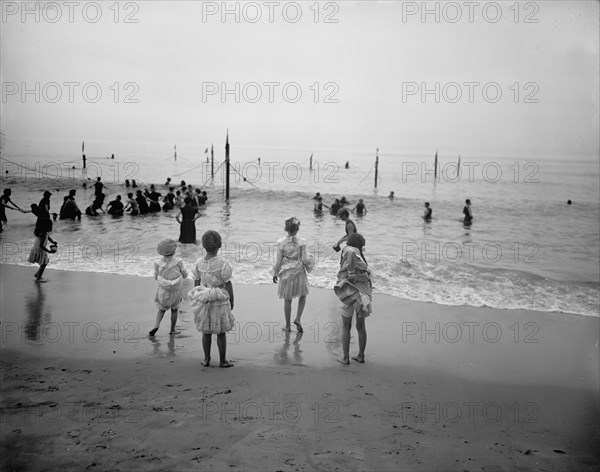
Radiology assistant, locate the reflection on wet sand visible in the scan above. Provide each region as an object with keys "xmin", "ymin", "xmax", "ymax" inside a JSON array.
[
  {"xmin": 274, "ymin": 330, "xmax": 303, "ymax": 366},
  {"xmin": 24, "ymin": 283, "xmax": 51, "ymax": 342},
  {"xmin": 149, "ymin": 334, "xmax": 176, "ymax": 358}
]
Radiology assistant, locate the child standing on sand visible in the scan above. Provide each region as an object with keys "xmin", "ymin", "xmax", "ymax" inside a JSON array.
[
  {"xmin": 28, "ymin": 217, "xmax": 58, "ymax": 282},
  {"xmin": 333, "ymin": 233, "xmax": 372, "ymax": 365},
  {"xmin": 149, "ymin": 238, "xmax": 189, "ymax": 336},
  {"xmin": 271, "ymin": 217, "xmax": 314, "ymax": 332},
  {"xmin": 189, "ymin": 230, "xmax": 235, "ymax": 368}
]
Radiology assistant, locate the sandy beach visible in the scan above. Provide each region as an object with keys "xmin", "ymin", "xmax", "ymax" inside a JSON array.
[{"xmin": 0, "ymin": 263, "xmax": 598, "ymax": 471}]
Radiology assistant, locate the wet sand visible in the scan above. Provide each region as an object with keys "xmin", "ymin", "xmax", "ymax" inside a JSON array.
[{"xmin": 1, "ymin": 264, "xmax": 598, "ymax": 471}]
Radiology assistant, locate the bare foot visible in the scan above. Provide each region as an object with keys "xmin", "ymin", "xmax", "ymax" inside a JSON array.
[
  {"xmin": 202, "ymin": 358, "xmax": 210, "ymax": 367},
  {"xmin": 34, "ymin": 278, "xmax": 48, "ymax": 283},
  {"xmin": 337, "ymin": 358, "xmax": 350, "ymax": 365},
  {"xmin": 283, "ymin": 326, "xmax": 292, "ymax": 332},
  {"xmin": 219, "ymin": 360, "xmax": 234, "ymax": 368},
  {"xmin": 293, "ymin": 320, "xmax": 303, "ymax": 333},
  {"xmin": 169, "ymin": 330, "xmax": 180, "ymax": 336},
  {"xmin": 351, "ymin": 356, "xmax": 365, "ymax": 363},
  {"xmin": 148, "ymin": 327, "xmax": 158, "ymax": 336}
]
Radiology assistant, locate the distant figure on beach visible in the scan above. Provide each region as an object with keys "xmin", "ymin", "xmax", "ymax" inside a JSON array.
[
  {"xmin": 177, "ymin": 197, "xmax": 199, "ymax": 244},
  {"xmin": 352, "ymin": 199, "xmax": 367, "ymax": 216},
  {"xmin": 388, "ymin": 191, "xmax": 395, "ymax": 200},
  {"xmin": 165, "ymin": 177, "xmax": 172, "ymax": 187},
  {"xmin": 28, "ymin": 217, "xmax": 58, "ymax": 282},
  {"xmin": 149, "ymin": 238, "xmax": 189, "ymax": 337},
  {"xmin": 463, "ymin": 199, "xmax": 473, "ymax": 225},
  {"xmin": 334, "ymin": 233, "xmax": 372, "ymax": 365},
  {"xmin": 272, "ymin": 217, "xmax": 313, "ymax": 333},
  {"xmin": 107, "ymin": 195, "xmax": 124, "ymax": 216},
  {"xmin": 0, "ymin": 189, "xmax": 24, "ymax": 232},
  {"xmin": 345, "ymin": 161, "xmax": 349, "ymax": 169},
  {"xmin": 124, "ymin": 192, "xmax": 139, "ymax": 216},
  {"xmin": 189, "ymin": 230, "xmax": 235, "ymax": 368},
  {"xmin": 125, "ymin": 179, "xmax": 130, "ymax": 188},
  {"xmin": 333, "ymin": 209, "xmax": 357, "ymax": 252},
  {"xmin": 131, "ymin": 179, "xmax": 138, "ymax": 188},
  {"xmin": 567, "ymin": 199, "xmax": 572, "ymax": 205},
  {"xmin": 423, "ymin": 202, "xmax": 432, "ymax": 221},
  {"xmin": 135, "ymin": 190, "xmax": 150, "ymax": 215}
]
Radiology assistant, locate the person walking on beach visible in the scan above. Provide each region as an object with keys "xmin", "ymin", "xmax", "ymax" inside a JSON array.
[
  {"xmin": 334, "ymin": 233, "xmax": 372, "ymax": 365},
  {"xmin": 333, "ymin": 209, "xmax": 357, "ymax": 252},
  {"xmin": 352, "ymin": 198, "xmax": 367, "ymax": 217},
  {"xmin": 271, "ymin": 217, "xmax": 313, "ymax": 333},
  {"xmin": 28, "ymin": 217, "xmax": 58, "ymax": 282},
  {"xmin": 149, "ymin": 238, "xmax": 189, "ymax": 337},
  {"xmin": 463, "ymin": 199, "xmax": 473, "ymax": 225},
  {"xmin": 423, "ymin": 202, "xmax": 432, "ymax": 221},
  {"xmin": 189, "ymin": 230, "xmax": 235, "ymax": 368},
  {"xmin": 177, "ymin": 197, "xmax": 200, "ymax": 244}
]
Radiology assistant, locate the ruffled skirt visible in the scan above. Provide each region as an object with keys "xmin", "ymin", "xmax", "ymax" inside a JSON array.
[
  {"xmin": 189, "ymin": 286, "xmax": 235, "ymax": 334},
  {"xmin": 28, "ymin": 241, "xmax": 48, "ymax": 266},
  {"xmin": 277, "ymin": 268, "xmax": 309, "ymax": 300},
  {"xmin": 334, "ymin": 280, "xmax": 372, "ymax": 318}
]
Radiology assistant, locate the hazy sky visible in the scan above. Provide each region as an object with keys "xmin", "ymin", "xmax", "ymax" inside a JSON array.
[{"xmin": 1, "ymin": 0, "xmax": 598, "ymax": 158}]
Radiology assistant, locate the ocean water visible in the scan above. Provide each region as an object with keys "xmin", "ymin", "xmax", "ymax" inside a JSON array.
[{"xmin": 1, "ymin": 138, "xmax": 599, "ymax": 317}]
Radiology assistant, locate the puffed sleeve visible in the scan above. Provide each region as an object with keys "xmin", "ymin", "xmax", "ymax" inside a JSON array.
[{"xmin": 221, "ymin": 260, "xmax": 233, "ymax": 283}]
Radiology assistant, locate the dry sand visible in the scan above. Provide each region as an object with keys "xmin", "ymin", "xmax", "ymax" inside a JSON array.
[{"xmin": 1, "ymin": 264, "xmax": 598, "ymax": 471}]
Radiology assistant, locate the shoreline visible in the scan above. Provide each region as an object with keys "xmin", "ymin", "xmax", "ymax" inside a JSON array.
[
  {"xmin": 1, "ymin": 263, "xmax": 599, "ymax": 470},
  {"xmin": 2, "ymin": 260, "xmax": 598, "ymax": 320}
]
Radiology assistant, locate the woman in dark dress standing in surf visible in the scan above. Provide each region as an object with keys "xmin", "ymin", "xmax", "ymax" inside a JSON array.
[{"xmin": 177, "ymin": 197, "xmax": 199, "ymax": 244}]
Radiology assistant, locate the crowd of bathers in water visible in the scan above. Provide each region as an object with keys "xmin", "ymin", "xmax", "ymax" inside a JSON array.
[{"xmin": 17, "ymin": 177, "xmax": 210, "ymax": 221}]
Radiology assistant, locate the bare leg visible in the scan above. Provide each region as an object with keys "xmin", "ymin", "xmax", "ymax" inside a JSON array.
[
  {"xmin": 337, "ymin": 308, "xmax": 353, "ymax": 365},
  {"xmin": 283, "ymin": 299, "xmax": 292, "ymax": 331},
  {"xmin": 34, "ymin": 263, "xmax": 48, "ymax": 281},
  {"xmin": 217, "ymin": 333, "xmax": 233, "ymax": 367},
  {"xmin": 169, "ymin": 309, "xmax": 179, "ymax": 334},
  {"xmin": 352, "ymin": 316, "xmax": 367, "ymax": 363},
  {"xmin": 202, "ymin": 333, "xmax": 212, "ymax": 366},
  {"xmin": 293, "ymin": 295, "xmax": 306, "ymax": 332},
  {"xmin": 149, "ymin": 309, "xmax": 166, "ymax": 336}
]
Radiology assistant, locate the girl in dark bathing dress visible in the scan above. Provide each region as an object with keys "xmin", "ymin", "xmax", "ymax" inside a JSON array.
[
  {"xmin": 177, "ymin": 197, "xmax": 199, "ymax": 244},
  {"xmin": 135, "ymin": 190, "xmax": 150, "ymax": 215}
]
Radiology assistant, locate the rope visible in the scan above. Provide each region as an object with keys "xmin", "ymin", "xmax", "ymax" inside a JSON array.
[
  {"xmin": 228, "ymin": 162, "xmax": 261, "ymax": 190},
  {"xmin": 197, "ymin": 162, "xmax": 223, "ymax": 190},
  {"xmin": 355, "ymin": 164, "xmax": 374, "ymax": 187}
]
